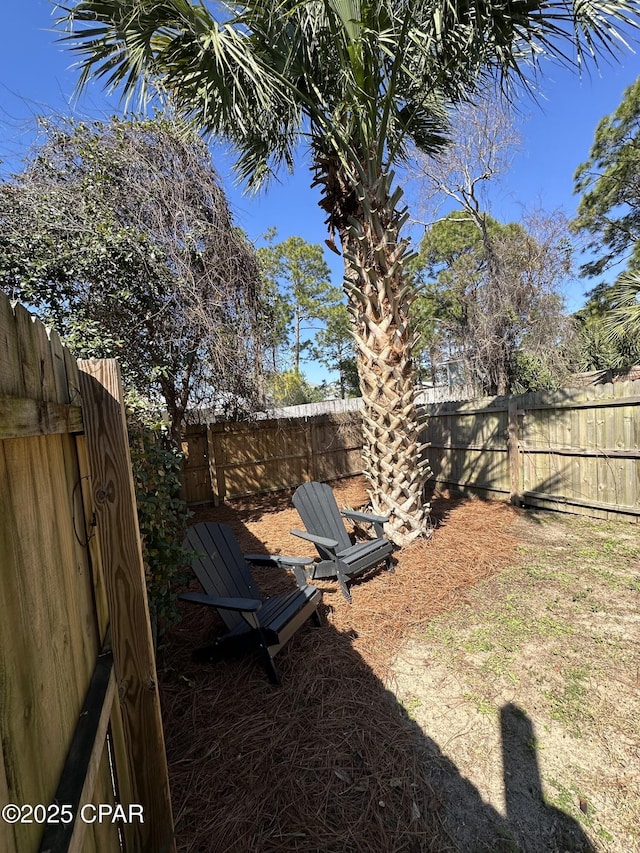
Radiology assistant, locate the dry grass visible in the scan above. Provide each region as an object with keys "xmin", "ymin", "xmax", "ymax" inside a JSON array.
[{"xmin": 159, "ymin": 476, "xmax": 521, "ymax": 852}]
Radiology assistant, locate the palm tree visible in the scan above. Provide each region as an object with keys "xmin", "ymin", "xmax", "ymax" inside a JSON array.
[
  {"xmin": 604, "ymin": 270, "xmax": 640, "ymax": 346},
  {"xmin": 58, "ymin": 0, "xmax": 639, "ymax": 544}
]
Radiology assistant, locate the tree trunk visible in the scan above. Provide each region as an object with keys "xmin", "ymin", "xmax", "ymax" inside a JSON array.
[
  {"xmin": 294, "ymin": 305, "xmax": 301, "ymax": 374},
  {"xmin": 477, "ymin": 212, "xmax": 511, "ymax": 396},
  {"xmin": 337, "ymin": 171, "xmax": 432, "ymax": 545}
]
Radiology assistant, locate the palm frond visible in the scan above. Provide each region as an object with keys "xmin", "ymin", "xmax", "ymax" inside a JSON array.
[
  {"xmin": 58, "ymin": 1, "xmax": 287, "ymax": 133},
  {"xmin": 604, "ymin": 270, "xmax": 640, "ymax": 343},
  {"xmin": 56, "ymin": 0, "xmax": 640, "ymax": 187}
]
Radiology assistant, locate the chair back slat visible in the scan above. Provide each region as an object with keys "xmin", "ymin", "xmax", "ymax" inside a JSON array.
[
  {"xmin": 184, "ymin": 522, "xmax": 260, "ymax": 631},
  {"xmin": 293, "ymin": 482, "xmax": 352, "ymax": 552}
]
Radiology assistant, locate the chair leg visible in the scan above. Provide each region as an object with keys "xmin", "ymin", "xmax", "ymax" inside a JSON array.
[
  {"xmin": 337, "ymin": 571, "xmax": 352, "ymax": 603},
  {"xmin": 292, "ymin": 564, "xmax": 308, "ymax": 587},
  {"xmin": 255, "ymin": 629, "xmax": 281, "ymax": 685},
  {"xmin": 263, "ymin": 657, "xmax": 281, "ymax": 686},
  {"xmin": 385, "ymin": 556, "xmax": 395, "ymax": 574},
  {"xmin": 312, "ymin": 603, "xmax": 325, "ymax": 626},
  {"xmin": 257, "ymin": 645, "xmax": 281, "ymax": 685}
]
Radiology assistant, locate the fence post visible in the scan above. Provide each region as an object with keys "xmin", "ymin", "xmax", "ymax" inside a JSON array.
[
  {"xmin": 78, "ymin": 359, "xmax": 175, "ymax": 853},
  {"xmin": 508, "ymin": 397, "xmax": 521, "ymax": 506},
  {"xmin": 208, "ymin": 424, "xmax": 227, "ymax": 504},
  {"xmin": 307, "ymin": 418, "xmax": 315, "ymax": 481},
  {"xmin": 206, "ymin": 425, "xmax": 221, "ymax": 506}
]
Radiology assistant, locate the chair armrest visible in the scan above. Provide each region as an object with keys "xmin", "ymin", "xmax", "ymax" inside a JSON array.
[
  {"xmin": 341, "ymin": 509, "xmax": 389, "ymax": 539},
  {"xmin": 290, "ymin": 529, "xmax": 340, "ymax": 550},
  {"xmin": 341, "ymin": 509, "xmax": 389, "ymax": 525},
  {"xmin": 178, "ymin": 591, "xmax": 262, "ymax": 612},
  {"xmin": 245, "ymin": 553, "xmax": 315, "ymax": 588},
  {"xmin": 245, "ymin": 554, "xmax": 315, "ymax": 567}
]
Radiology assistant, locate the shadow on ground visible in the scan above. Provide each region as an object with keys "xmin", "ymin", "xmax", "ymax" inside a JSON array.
[{"xmin": 160, "ymin": 493, "xmax": 593, "ymax": 853}]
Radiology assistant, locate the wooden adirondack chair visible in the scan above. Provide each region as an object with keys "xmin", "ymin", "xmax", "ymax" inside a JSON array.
[
  {"xmin": 179, "ymin": 522, "xmax": 322, "ymax": 684},
  {"xmin": 290, "ymin": 481, "xmax": 395, "ymax": 601}
]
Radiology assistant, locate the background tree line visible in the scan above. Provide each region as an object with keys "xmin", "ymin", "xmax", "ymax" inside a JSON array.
[
  {"xmin": 572, "ymin": 77, "xmax": 640, "ymax": 371},
  {"xmin": 257, "ymin": 231, "xmax": 359, "ymax": 405},
  {"xmin": 4, "ymin": 0, "xmax": 640, "ymax": 544},
  {"xmin": 0, "ymin": 116, "xmax": 265, "ymax": 442},
  {"xmin": 3, "ymin": 83, "xmax": 640, "ymax": 417},
  {"xmin": 407, "ymin": 85, "xmax": 640, "ymax": 396},
  {"xmin": 407, "ymin": 96, "xmax": 578, "ymax": 397},
  {"xmin": 0, "ymin": 115, "xmax": 359, "ymax": 420},
  {"xmin": 55, "ymin": 0, "xmax": 640, "ymax": 543}
]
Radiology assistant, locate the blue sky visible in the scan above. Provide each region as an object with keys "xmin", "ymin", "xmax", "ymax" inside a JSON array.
[{"xmin": 1, "ymin": 2, "xmax": 639, "ymax": 383}]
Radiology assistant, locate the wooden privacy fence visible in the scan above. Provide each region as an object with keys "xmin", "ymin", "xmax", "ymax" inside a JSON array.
[
  {"xmin": 422, "ymin": 380, "xmax": 640, "ymax": 521},
  {"xmin": 0, "ymin": 293, "xmax": 174, "ymax": 853},
  {"xmin": 182, "ymin": 412, "xmax": 363, "ymax": 504}
]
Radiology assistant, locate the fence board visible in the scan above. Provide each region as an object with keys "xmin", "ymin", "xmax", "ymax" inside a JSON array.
[
  {"xmin": 181, "ymin": 426, "xmax": 212, "ymax": 505},
  {"xmin": 79, "ymin": 359, "xmax": 175, "ymax": 853},
  {"xmin": 0, "ymin": 747, "xmax": 16, "ymax": 853},
  {"xmin": 182, "ymin": 412, "xmax": 363, "ymax": 504},
  {"xmin": 421, "ymin": 381, "xmax": 640, "ymax": 522},
  {"xmin": 0, "ymin": 299, "xmax": 22, "ymax": 396}
]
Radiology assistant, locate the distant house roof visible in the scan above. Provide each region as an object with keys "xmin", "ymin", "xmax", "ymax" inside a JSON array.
[{"xmin": 256, "ymin": 397, "xmax": 363, "ymax": 419}]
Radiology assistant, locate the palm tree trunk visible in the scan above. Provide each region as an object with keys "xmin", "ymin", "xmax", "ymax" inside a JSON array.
[{"xmin": 337, "ymin": 171, "xmax": 432, "ymax": 545}]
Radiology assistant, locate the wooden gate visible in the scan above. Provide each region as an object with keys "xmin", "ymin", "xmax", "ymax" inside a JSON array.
[{"xmin": 0, "ymin": 293, "xmax": 175, "ymax": 852}]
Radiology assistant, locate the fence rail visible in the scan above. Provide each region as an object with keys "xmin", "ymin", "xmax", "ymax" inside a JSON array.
[{"xmin": 182, "ymin": 412, "xmax": 363, "ymax": 504}]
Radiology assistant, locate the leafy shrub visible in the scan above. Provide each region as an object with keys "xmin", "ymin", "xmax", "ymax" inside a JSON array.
[{"xmin": 126, "ymin": 393, "xmax": 192, "ymax": 636}]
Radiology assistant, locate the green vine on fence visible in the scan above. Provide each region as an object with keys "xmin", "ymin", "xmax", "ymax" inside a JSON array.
[{"xmin": 126, "ymin": 393, "xmax": 193, "ymax": 636}]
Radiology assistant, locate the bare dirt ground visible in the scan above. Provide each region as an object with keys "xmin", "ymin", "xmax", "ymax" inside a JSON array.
[
  {"xmin": 392, "ymin": 508, "xmax": 640, "ymax": 853},
  {"xmin": 160, "ymin": 476, "xmax": 639, "ymax": 852}
]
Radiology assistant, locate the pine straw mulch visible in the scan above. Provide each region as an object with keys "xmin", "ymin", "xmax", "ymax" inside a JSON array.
[{"xmin": 159, "ymin": 476, "xmax": 521, "ymax": 853}]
